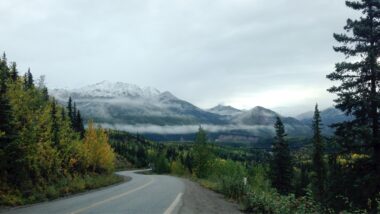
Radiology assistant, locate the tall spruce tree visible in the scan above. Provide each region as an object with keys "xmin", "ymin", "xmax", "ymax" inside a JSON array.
[
  {"xmin": 75, "ymin": 110, "xmax": 85, "ymax": 138},
  {"xmin": 51, "ymin": 99, "xmax": 59, "ymax": 145},
  {"xmin": 193, "ymin": 127, "xmax": 213, "ymax": 178},
  {"xmin": 1, "ymin": 52, "xmax": 6, "ymax": 64},
  {"xmin": 311, "ymin": 104, "xmax": 326, "ymax": 203},
  {"xmin": 61, "ymin": 108, "xmax": 66, "ymax": 121},
  {"xmin": 0, "ymin": 56, "xmax": 13, "ymax": 141},
  {"xmin": 327, "ymin": 0, "xmax": 380, "ymax": 165},
  {"xmin": 270, "ymin": 117, "xmax": 293, "ymax": 195},
  {"xmin": 0, "ymin": 56, "xmax": 15, "ymax": 182},
  {"xmin": 0, "ymin": 57, "xmax": 14, "ymax": 140},
  {"xmin": 67, "ymin": 97, "xmax": 73, "ymax": 124},
  {"xmin": 72, "ymin": 102, "xmax": 77, "ymax": 126},
  {"xmin": 327, "ymin": 1, "xmax": 380, "ymax": 209},
  {"xmin": 0, "ymin": 53, "xmax": 9, "ymax": 81},
  {"xmin": 23, "ymin": 68, "xmax": 33, "ymax": 89},
  {"xmin": 41, "ymin": 87, "xmax": 49, "ymax": 101},
  {"xmin": 9, "ymin": 62, "xmax": 17, "ymax": 81}
]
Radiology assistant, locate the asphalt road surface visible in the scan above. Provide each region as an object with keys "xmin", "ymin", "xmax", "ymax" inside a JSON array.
[{"xmin": 1, "ymin": 170, "xmax": 241, "ymax": 214}]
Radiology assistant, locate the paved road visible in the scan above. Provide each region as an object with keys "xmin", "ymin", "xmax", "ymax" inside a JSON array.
[
  {"xmin": 1, "ymin": 170, "xmax": 185, "ymax": 214},
  {"xmin": 1, "ymin": 170, "xmax": 241, "ymax": 214}
]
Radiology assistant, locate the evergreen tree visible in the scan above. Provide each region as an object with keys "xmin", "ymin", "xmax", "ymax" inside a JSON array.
[
  {"xmin": 0, "ymin": 59, "xmax": 15, "ymax": 180},
  {"xmin": 270, "ymin": 117, "xmax": 292, "ymax": 195},
  {"xmin": 327, "ymin": 0, "xmax": 380, "ymax": 207},
  {"xmin": 75, "ymin": 110, "xmax": 85, "ymax": 138},
  {"xmin": 23, "ymin": 68, "xmax": 33, "ymax": 89},
  {"xmin": 72, "ymin": 102, "xmax": 77, "ymax": 126},
  {"xmin": 41, "ymin": 87, "xmax": 49, "ymax": 101},
  {"xmin": 184, "ymin": 152, "xmax": 193, "ymax": 174},
  {"xmin": 0, "ymin": 56, "xmax": 14, "ymax": 140},
  {"xmin": 51, "ymin": 99, "xmax": 59, "ymax": 145},
  {"xmin": 2, "ymin": 52, "xmax": 6, "ymax": 64},
  {"xmin": 61, "ymin": 108, "xmax": 66, "ymax": 121},
  {"xmin": 327, "ymin": 0, "xmax": 380, "ymax": 166},
  {"xmin": 9, "ymin": 62, "xmax": 17, "ymax": 81},
  {"xmin": 311, "ymin": 104, "xmax": 326, "ymax": 203},
  {"xmin": 0, "ymin": 53, "xmax": 9, "ymax": 82},
  {"xmin": 67, "ymin": 97, "xmax": 73, "ymax": 124},
  {"xmin": 136, "ymin": 146, "xmax": 148, "ymax": 167},
  {"xmin": 193, "ymin": 127, "xmax": 213, "ymax": 178}
]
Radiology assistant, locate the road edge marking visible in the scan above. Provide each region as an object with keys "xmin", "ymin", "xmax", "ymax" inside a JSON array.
[
  {"xmin": 70, "ymin": 176, "xmax": 155, "ymax": 214},
  {"xmin": 163, "ymin": 192, "xmax": 183, "ymax": 214}
]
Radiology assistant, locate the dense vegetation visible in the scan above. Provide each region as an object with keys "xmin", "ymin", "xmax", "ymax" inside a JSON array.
[{"xmin": 0, "ymin": 55, "xmax": 117, "ymax": 205}]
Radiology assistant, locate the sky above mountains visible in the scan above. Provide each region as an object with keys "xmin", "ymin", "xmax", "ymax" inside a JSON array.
[{"xmin": 0, "ymin": 0, "xmax": 356, "ymax": 115}]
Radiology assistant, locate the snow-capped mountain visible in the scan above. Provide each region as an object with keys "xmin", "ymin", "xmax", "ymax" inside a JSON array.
[
  {"xmin": 50, "ymin": 81, "xmax": 312, "ymax": 137},
  {"xmin": 52, "ymin": 81, "xmax": 161, "ymax": 99},
  {"xmin": 50, "ymin": 81, "xmax": 226, "ymax": 126}
]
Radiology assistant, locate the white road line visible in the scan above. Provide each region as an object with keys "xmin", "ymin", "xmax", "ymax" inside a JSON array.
[
  {"xmin": 69, "ymin": 176, "xmax": 155, "ymax": 214},
  {"xmin": 163, "ymin": 192, "xmax": 183, "ymax": 214}
]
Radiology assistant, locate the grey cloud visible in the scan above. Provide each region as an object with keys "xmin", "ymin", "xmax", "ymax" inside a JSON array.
[
  {"xmin": 97, "ymin": 123, "xmax": 275, "ymax": 135},
  {"xmin": 0, "ymin": 0, "xmax": 355, "ymax": 115}
]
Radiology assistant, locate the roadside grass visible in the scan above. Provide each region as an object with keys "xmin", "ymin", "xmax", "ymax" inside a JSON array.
[
  {"xmin": 0, "ymin": 173, "xmax": 124, "ymax": 206},
  {"xmin": 197, "ymin": 179, "xmax": 219, "ymax": 192},
  {"xmin": 151, "ymin": 159, "xmax": 327, "ymax": 213}
]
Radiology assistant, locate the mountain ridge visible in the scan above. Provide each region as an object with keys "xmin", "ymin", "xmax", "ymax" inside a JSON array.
[{"xmin": 50, "ymin": 81, "xmax": 321, "ymax": 138}]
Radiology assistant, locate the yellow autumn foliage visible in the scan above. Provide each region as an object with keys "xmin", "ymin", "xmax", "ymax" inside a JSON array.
[
  {"xmin": 337, "ymin": 153, "xmax": 370, "ymax": 166},
  {"xmin": 84, "ymin": 121, "xmax": 115, "ymax": 174}
]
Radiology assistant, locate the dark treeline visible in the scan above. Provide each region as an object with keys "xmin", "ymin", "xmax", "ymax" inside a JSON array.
[
  {"xmin": 109, "ymin": 131, "xmax": 151, "ymax": 168},
  {"xmin": 0, "ymin": 54, "xmax": 116, "ymax": 205},
  {"xmin": 67, "ymin": 96, "xmax": 85, "ymax": 138}
]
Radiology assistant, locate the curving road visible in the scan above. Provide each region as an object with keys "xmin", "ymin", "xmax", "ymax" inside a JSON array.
[
  {"xmin": 1, "ymin": 170, "xmax": 241, "ymax": 214},
  {"xmin": 1, "ymin": 170, "xmax": 184, "ymax": 214}
]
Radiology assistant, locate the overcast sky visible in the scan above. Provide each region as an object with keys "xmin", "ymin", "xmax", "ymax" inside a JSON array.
[{"xmin": 0, "ymin": 0, "xmax": 355, "ymax": 115}]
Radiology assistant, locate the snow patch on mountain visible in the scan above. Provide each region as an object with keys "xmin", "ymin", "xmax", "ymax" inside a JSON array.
[
  {"xmin": 208, "ymin": 104, "xmax": 242, "ymax": 116},
  {"xmin": 49, "ymin": 81, "xmax": 313, "ymax": 137},
  {"xmin": 51, "ymin": 81, "xmax": 161, "ymax": 100}
]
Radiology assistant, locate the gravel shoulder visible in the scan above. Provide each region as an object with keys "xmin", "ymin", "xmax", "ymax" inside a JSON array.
[{"xmin": 179, "ymin": 178, "xmax": 242, "ymax": 214}]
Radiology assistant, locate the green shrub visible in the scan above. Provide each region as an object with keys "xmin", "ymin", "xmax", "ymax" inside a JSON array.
[
  {"xmin": 248, "ymin": 164, "xmax": 272, "ymax": 193},
  {"xmin": 45, "ymin": 186, "xmax": 59, "ymax": 199},
  {"xmin": 153, "ymin": 154, "xmax": 171, "ymax": 174},
  {"xmin": 0, "ymin": 190, "xmax": 23, "ymax": 206},
  {"xmin": 210, "ymin": 159, "xmax": 248, "ymax": 200},
  {"xmin": 69, "ymin": 176, "xmax": 86, "ymax": 192},
  {"xmin": 220, "ymin": 175, "xmax": 247, "ymax": 201},
  {"xmin": 243, "ymin": 189, "xmax": 323, "ymax": 214},
  {"xmin": 170, "ymin": 161, "xmax": 187, "ymax": 176}
]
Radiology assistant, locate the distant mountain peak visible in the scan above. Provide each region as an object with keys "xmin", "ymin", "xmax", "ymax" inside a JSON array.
[
  {"xmin": 52, "ymin": 81, "xmax": 161, "ymax": 99},
  {"xmin": 208, "ymin": 104, "xmax": 242, "ymax": 116},
  {"xmin": 252, "ymin": 106, "xmax": 270, "ymax": 110},
  {"xmin": 250, "ymin": 106, "xmax": 277, "ymax": 115},
  {"xmin": 49, "ymin": 81, "xmax": 312, "ymax": 137},
  {"xmin": 159, "ymin": 91, "xmax": 177, "ymax": 100}
]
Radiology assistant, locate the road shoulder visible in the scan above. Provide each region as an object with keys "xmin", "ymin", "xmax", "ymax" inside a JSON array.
[{"xmin": 179, "ymin": 178, "xmax": 242, "ymax": 214}]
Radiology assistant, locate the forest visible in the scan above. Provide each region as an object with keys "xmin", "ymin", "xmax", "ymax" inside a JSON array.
[{"xmin": 0, "ymin": 56, "xmax": 118, "ymax": 205}]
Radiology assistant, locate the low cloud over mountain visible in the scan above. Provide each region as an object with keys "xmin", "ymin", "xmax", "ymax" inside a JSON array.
[{"xmin": 51, "ymin": 81, "xmax": 345, "ymax": 138}]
